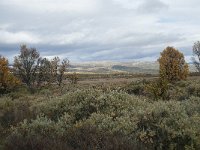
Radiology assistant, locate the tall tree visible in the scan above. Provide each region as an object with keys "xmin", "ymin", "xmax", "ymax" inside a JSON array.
[
  {"xmin": 13, "ymin": 45, "xmax": 40, "ymax": 90},
  {"xmin": 192, "ymin": 41, "xmax": 200, "ymax": 72},
  {"xmin": 158, "ymin": 46, "xmax": 189, "ymax": 82}
]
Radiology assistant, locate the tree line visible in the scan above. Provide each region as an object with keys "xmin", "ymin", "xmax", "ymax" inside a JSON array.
[
  {"xmin": 1, "ymin": 42, "xmax": 200, "ymax": 94},
  {"xmin": 0, "ymin": 45, "xmax": 69, "ymax": 94}
]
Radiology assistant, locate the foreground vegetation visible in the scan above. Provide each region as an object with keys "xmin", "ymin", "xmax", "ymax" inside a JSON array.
[{"xmin": 0, "ymin": 76, "xmax": 200, "ymax": 150}]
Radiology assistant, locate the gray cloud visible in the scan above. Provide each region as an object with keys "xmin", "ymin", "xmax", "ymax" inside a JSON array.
[
  {"xmin": 0, "ymin": 0, "xmax": 200, "ymax": 62},
  {"xmin": 138, "ymin": 0, "xmax": 168, "ymax": 13}
]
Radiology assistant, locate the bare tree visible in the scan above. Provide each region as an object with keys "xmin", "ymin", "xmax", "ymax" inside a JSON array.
[
  {"xmin": 14, "ymin": 45, "xmax": 40, "ymax": 90},
  {"xmin": 192, "ymin": 41, "xmax": 200, "ymax": 72}
]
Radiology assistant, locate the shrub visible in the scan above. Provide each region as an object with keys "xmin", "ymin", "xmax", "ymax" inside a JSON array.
[
  {"xmin": 5, "ymin": 115, "xmax": 59, "ymax": 150},
  {"xmin": 183, "ymin": 96, "xmax": 200, "ymax": 116},
  {"xmin": 135, "ymin": 100, "xmax": 200, "ymax": 149},
  {"xmin": 5, "ymin": 115, "xmax": 145, "ymax": 150},
  {"xmin": 121, "ymin": 80, "xmax": 147, "ymax": 95},
  {"xmin": 63, "ymin": 124, "xmax": 143, "ymax": 150},
  {"xmin": 0, "ymin": 96, "xmax": 31, "ymax": 128},
  {"xmin": 2, "ymin": 81, "xmax": 200, "ymax": 149},
  {"xmin": 145, "ymin": 79, "xmax": 169, "ymax": 100},
  {"xmin": 187, "ymin": 82, "xmax": 200, "ymax": 97},
  {"xmin": 30, "ymin": 89, "xmax": 102, "ymax": 121},
  {"xmin": 68, "ymin": 72, "xmax": 78, "ymax": 84}
]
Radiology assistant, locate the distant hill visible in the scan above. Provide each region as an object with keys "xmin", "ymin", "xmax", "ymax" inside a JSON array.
[
  {"xmin": 112, "ymin": 65, "xmax": 158, "ymax": 74},
  {"xmin": 68, "ymin": 61, "xmax": 158, "ymax": 74},
  {"xmin": 68, "ymin": 61, "xmax": 196, "ymax": 74}
]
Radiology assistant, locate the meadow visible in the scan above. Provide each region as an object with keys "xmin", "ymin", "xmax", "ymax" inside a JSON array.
[{"xmin": 0, "ymin": 73, "xmax": 200, "ymax": 150}]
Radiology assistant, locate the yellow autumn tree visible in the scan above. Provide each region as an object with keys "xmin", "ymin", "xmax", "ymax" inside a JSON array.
[
  {"xmin": 0, "ymin": 56, "xmax": 20, "ymax": 93},
  {"xmin": 158, "ymin": 47, "xmax": 189, "ymax": 82}
]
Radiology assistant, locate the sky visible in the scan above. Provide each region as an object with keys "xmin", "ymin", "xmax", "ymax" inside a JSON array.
[{"xmin": 0, "ymin": 0, "xmax": 200, "ymax": 62}]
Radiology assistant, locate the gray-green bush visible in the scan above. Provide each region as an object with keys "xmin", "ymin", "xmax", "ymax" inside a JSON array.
[{"xmin": 1, "ymin": 79, "xmax": 200, "ymax": 149}]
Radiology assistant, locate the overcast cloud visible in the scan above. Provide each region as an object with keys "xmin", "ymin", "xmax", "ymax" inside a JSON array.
[{"xmin": 0, "ymin": 0, "xmax": 200, "ymax": 62}]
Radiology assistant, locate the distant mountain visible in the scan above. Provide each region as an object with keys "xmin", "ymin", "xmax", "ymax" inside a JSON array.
[{"xmin": 69, "ymin": 61, "xmax": 196, "ymax": 74}]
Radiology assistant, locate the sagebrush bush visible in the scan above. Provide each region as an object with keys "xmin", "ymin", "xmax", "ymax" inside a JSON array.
[
  {"xmin": 68, "ymin": 72, "xmax": 78, "ymax": 84},
  {"xmin": 5, "ymin": 115, "xmax": 146, "ymax": 150},
  {"xmin": 1, "ymin": 79, "xmax": 200, "ymax": 149},
  {"xmin": 187, "ymin": 82, "xmax": 200, "ymax": 97},
  {"xmin": 134, "ymin": 100, "xmax": 200, "ymax": 149},
  {"xmin": 120, "ymin": 80, "xmax": 147, "ymax": 95},
  {"xmin": 0, "ymin": 96, "xmax": 31, "ymax": 128},
  {"xmin": 145, "ymin": 79, "xmax": 170, "ymax": 100},
  {"xmin": 30, "ymin": 89, "xmax": 102, "ymax": 121}
]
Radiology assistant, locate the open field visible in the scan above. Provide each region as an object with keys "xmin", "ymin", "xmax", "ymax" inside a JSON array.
[{"xmin": 67, "ymin": 72, "xmax": 200, "ymax": 84}]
